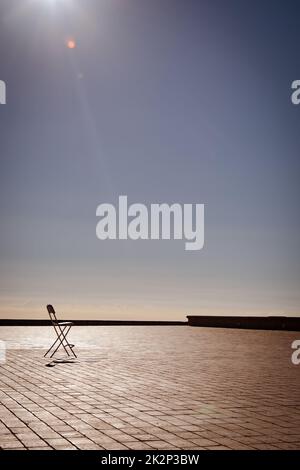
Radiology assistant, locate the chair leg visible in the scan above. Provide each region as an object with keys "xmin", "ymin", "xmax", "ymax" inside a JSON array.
[
  {"xmin": 45, "ymin": 325, "xmax": 74, "ymax": 358},
  {"xmin": 44, "ymin": 327, "xmax": 69, "ymax": 357},
  {"xmin": 54, "ymin": 324, "xmax": 72, "ymax": 356},
  {"xmin": 56, "ymin": 325, "xmax": 76, "ymax": 357}
]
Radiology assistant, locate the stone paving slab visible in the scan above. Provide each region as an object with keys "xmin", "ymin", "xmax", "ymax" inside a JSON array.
[{"xmin": 0, "ymin": 326, "xmax": 299, "ymax": 450}]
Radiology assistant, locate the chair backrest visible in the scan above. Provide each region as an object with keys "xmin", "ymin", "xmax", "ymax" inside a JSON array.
[{"xmin": 47, "ymin": 304, "xmax": 58, "ymax": 324}]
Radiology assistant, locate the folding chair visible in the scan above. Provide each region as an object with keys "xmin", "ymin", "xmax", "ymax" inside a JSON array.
[{"xmin": 44, "ymin": 304, "xmax": 77, "ymax": 358}]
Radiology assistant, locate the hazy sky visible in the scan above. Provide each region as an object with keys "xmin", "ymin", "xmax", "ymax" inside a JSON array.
[{"xmin": 0, "ymin": 0, "xmax": 299, "ymax": 320}]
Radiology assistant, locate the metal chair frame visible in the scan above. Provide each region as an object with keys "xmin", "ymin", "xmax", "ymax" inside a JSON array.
[{"xmin": 44, "ymin": 304, "xmax": 77, "ymax": 358}]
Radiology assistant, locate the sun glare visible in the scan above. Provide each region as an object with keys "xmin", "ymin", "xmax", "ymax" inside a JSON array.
[
  {"xmin": 39, "ymin": 0, "xmax": 74, "ymax": 7},
  {"xmin": 66, "ymin": 38, "xmax": 76, "ymax": 49}
]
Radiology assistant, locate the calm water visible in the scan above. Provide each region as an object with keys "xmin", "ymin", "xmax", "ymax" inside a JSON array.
[
  {"xmin": 0, "ymin": 325, "xmax": 294, "ymax": 352},
  {"xmin": 0, "ymin": 325, "xmax": 186, "ymax": 350},
  {"xmin": 0, "ymin": 326, "xmax": 100, "ymax": 349}
]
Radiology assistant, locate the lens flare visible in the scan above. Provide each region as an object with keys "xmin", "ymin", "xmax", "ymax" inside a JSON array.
[{"xmin": 66, "ymin": 39, "xmax": 76, "ymax": 49}]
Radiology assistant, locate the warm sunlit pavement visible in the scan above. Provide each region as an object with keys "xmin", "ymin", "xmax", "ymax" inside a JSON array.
[{"xmin": 0, "ymin": 326, "xmax": 300, "ymax": 450}]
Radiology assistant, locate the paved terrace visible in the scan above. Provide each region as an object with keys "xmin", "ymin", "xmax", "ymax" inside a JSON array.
[{"xmin": 0, "ymin": 326, "xmax": 299, "ymax": 450}]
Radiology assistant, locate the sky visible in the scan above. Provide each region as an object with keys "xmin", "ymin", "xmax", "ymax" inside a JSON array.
[{"xmin": 0, "ymin": 0, "xmax": 299, "ymax": 320}]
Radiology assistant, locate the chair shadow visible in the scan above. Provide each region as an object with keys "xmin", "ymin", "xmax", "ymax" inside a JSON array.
[{"xmin": 45, "ymin": 358, "xmax": 78, "ymax": 367}]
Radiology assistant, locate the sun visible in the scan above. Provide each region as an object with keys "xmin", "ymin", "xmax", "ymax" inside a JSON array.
[{"xmin": 66, "ymin": 38, "xmax": 76, "ymax": 49}]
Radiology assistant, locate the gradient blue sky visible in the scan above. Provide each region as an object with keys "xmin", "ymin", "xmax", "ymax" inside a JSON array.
[{"xmin": 0, "ymin": 0, "xmax": 299, "ymax": 319}]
